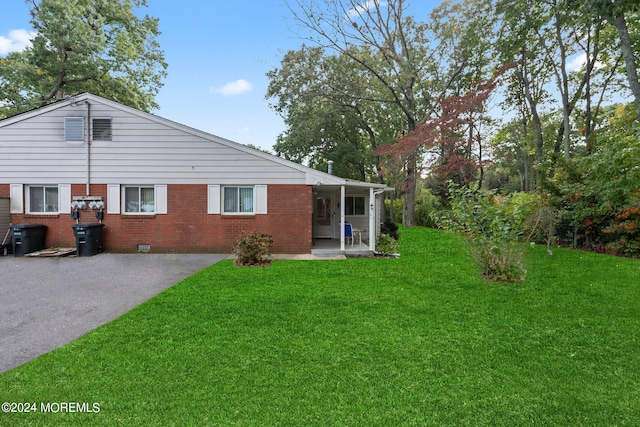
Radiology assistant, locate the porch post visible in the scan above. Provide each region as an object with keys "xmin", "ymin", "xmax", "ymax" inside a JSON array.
[
  {"xmin": 340, "ymin": 185, "xmax": 345, "ymax": 251},
  {"xmin": 369, "ymin": 187, "xmax": 375, "ymax": 251}
]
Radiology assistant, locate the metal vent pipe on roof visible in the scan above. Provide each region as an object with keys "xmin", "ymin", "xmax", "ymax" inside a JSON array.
[{"xmin": 327, "ymin": 160, "xmax": 334, "ymax": 175}]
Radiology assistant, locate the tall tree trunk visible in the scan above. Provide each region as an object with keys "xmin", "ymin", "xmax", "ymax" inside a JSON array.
[
  {"xmin": 405, "ymin": 153, "xmax": 416, "ymax": 226},
  {"xmin": 585, "ymin": 36, "xmax": 594, "ymax": 153},
  {"xmin": 552, "ymin": 6, "xmax": 571, "ymax": 160},
  {"xmin": 517, "ymin": 50, "xmax": 544, "ymax": 189},
  {"xmin": 404, "ymin": 92, "xmax": 417, "ymax": 227},
  {"xmin": 613, "ymin": 14, "xmax": 640, "ymax": 122},
  {"xmin": 477, "ymin": 125, "xmax": 484, "ymax": 189},
  {"xmin": 520, "ymin": 108, "xmax": 530, "ymax": 191}
]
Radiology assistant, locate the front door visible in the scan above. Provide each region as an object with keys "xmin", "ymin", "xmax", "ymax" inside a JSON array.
[{"xmin": 315, "ymin": 195, "xmax": 334, "ymax": 238}]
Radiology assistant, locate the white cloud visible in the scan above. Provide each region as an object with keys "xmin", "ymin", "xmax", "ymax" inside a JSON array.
[
  {"xmin": 567, "ymin": 53, "xmax": 587, "ymax": 72},
  {"xmin": 566, "ymin": 52, "xmax": 605, "ymax": 73},
  {"xmin": 347, "ymin": 1, "xmax": 386, "ymax": 18},
  {"xmin": 211, "ymin": 79, "xmax": 253, "ymax": 96},
  {"xmin": 0, "ymin": 29, "xmax": 35, "ymax": 55}
]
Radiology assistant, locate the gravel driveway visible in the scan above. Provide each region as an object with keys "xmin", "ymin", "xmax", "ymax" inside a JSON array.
[{"xmin": 0, "ymin": 253, "xmax": 227, "ymax": 373}]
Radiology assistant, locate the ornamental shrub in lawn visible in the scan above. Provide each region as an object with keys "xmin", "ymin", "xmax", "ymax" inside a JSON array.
[
  {"xmin": 376, "ymin": 233, "xmax": 399, "ymax": 255},
  {"xmin": 436, "ymin": 183, "xmax": 542, "ymax": 282},
  {"xmin": 232, "ymin": 230, "xmax": 274, "ymax": 266}
]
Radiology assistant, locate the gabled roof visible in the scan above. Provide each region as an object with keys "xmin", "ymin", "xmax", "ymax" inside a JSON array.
[{"xmin": 0, "ymin": 92, "xmax": 390, "ymax": 190}]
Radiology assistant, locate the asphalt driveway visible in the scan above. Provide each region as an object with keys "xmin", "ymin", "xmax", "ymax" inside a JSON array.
[{"xmin": 0, "ymin": 253, "xmax": 227, "ymax": 373}]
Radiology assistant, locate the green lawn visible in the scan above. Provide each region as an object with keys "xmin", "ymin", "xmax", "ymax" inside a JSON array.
[{"xmin": 1, "ymin": 227, "xmax": 639, "ymax": 426}]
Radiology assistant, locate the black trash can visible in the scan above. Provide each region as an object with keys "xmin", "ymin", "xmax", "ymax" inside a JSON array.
[
  {"xmin": 9, "ymin": 224, "xmax": 47, "ymax": 256},
  {"xmin": 71, "ymin": 223, "xmax": 105, "ymax": 256}
]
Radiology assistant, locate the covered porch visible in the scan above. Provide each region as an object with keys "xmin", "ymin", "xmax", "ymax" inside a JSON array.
[{"xmin": 311, "ymin": 180, "xmax": 392, "ymax": 256}]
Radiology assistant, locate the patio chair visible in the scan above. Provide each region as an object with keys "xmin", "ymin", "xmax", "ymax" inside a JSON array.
[
  {"xmin": 352, "ymin": 226, "xmax": 362, "ymax": 245},
  {"xmin": 345, "ymin": 223, "xmax": 354, "ymax": 246}
]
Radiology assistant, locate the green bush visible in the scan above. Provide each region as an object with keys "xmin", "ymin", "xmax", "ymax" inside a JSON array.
[
  {"xmin": 232, "ymin": 231, "xmax": 274, "ymax": 267},
  {"xmin": 385, "ymin": 190, "xmax": 442, "ymax": 228},
  {"xmin": 385, "ymin": 198, "xmax": 404, "ymax": 224},
  {"xmin": 603, "ymin": 205, "xmax": 640, "ymax": 257},
  {"xmin": 470, "ymin": 239, "xmax": 526, "ymax": 282},
  {"xmin": 414, "ymin": 189, "xmax": 442, "ymax": 228},
  {"xmin": 376, "ymin": 233, "xmax": 399, "ymax": 255},
  {"xmin": 380, "ymin": 218, "xmax": 400, "ymax": 240},
  {"xmin": 436, "ymin": 184, "xmax": 542, "ymax": 282},
  {"xmin": 551, "ymin": 104, "xmax": 640, "ymax": 256}
]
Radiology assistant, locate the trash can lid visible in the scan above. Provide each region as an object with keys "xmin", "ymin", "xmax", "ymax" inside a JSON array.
[
  {"xmin": 72, "ymin": 223, "xmax": 105, "ymax": 228},
  {"xmin": 9, "ymin": 223, "xmax": 47, "ymax": 229}
]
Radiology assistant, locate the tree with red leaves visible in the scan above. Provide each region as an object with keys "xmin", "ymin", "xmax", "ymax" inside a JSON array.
[{"xmin": 376, "ymin": 62, "xmax": 517, "ymax": 204}]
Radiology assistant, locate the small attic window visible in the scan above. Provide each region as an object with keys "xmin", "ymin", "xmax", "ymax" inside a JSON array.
[
  {"xmin": 64, "ymin": 117, "xmax": 84, "ymax": 141},
  {"xmin": 92, "ymin": 118, "xmax": 112, "ymax": 141}
]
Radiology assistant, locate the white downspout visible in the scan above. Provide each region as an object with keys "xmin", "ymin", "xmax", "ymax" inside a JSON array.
[
  {"xmin": 85, "ymin": 101, "xmax": 91, "ymax": 195},
  {"xmin": 371, "ymin": 188, "xmax": 385, "ymax": 251},
  {"xmin": 369, "ymin": 187, "xmax": 375, "ymax": 251},
  {"xmin": 340, "ymin": 185, "xmax": 345, "ymax": 251}
]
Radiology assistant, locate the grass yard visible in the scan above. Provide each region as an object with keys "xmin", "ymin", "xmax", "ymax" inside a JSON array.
[{"xmin": 1, "ymin": 227, "xmax": 639, "ymax": 426}]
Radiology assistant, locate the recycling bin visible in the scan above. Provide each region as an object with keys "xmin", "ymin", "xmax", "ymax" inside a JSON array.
[
  {"xmin": 71, "ymin": 223, "xmax": 105, "ymax": 256},
  {"xmin": 9, "ymin": 224, "xmax": 47, "ymax": 256}
]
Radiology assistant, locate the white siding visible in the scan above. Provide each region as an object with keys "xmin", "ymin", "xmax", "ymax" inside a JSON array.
[
  {"xmin": 0, "ymin": 103, "xmax": 88, "ymax": 184},
  {"xmin": 88, "ymin": 101, "xmax": 308, "ymax": 184},
  {"xmin": 0, "ymin": 97, "xmax": 308, "ymax": 185}
]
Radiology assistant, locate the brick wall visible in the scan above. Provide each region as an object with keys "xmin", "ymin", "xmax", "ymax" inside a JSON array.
[{"xmin": 2, "ymin": 184, "xmax": 313, "ymax": 253}]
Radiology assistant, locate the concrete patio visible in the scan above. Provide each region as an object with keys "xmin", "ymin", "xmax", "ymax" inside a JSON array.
[{"xmin": 311, "ymin": 238, "xmax": 373, "ymax": 257}]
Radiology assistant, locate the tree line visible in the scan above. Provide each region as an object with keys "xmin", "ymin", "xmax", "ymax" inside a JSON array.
[{"xmin": 267, "ymin": 0, "xmax": 640, "ymax": 257}]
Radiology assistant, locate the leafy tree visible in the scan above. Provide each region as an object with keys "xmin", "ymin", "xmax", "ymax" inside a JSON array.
[
  {"xmin": 495, "ymin": 0, "xmax": 553, "ymax": 187},
  {"xmin": 376, "ymin": 63, "xmax": 516, "ymax": 202},
  {"xmin": 580, "ymin": 0, "xmax": 640, "ymax": 121},
  {"xmin": 0, "ymin": 0, "xmax": 167, "ymax": 117},
  {"xmin": 497, "ymin": 0, "xmax": 607, "ymax": 162},
  {"xmin": 266, "ymin": 46, "xmax": 391, "ymax": 181},
  {"xmin": 280, "ymin": 0, "xmax": 507, "ymax": 224},
  {"xmin": 283, "ymin": 0, "xmax": 459, "ymax": 225},
  {"xmin": 487, "ymin": 118, "xmax": 537, "ymax": 192},
  {"xmin": 494, "ymin": 0, "xmax": 635, "ymax": 181}
]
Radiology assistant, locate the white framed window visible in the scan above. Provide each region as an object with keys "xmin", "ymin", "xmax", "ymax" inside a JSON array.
[
  {"xmin": 223, "ymin": 186, "xmax": 254, "ymax": 214},
  {"xmin": 124, "ymin": 186, "xmax": 155, "ymax": 213},
  {"xmin": 27, "ymin": 186, "xmax": 59, "ymax": 213},
  {"xmin": 92, "ymin": 118, "xmax": 112, "ymax": 141},
  {"xmin": 346, "ymin": 196, "xmax": 366, "ymax": 216},
  {"xmin": 208, "ymin": 185, "xmax": 266, "ymax": 215},
  {"xmin": 109, "ymin": 185, "xmax": 166, "ymax": 215},
  {"xmin": 12, "ymin": 184, "xmax": 69, "ymax": 214},
  {"xmin": 64, "ymin": 117, "xmax": 84, "ymax": 141}
]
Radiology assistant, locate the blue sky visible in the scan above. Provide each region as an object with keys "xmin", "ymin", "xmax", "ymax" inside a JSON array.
[{"xmin": 0, "ymin": 1, "xmax": 439, "ymax": 150}]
